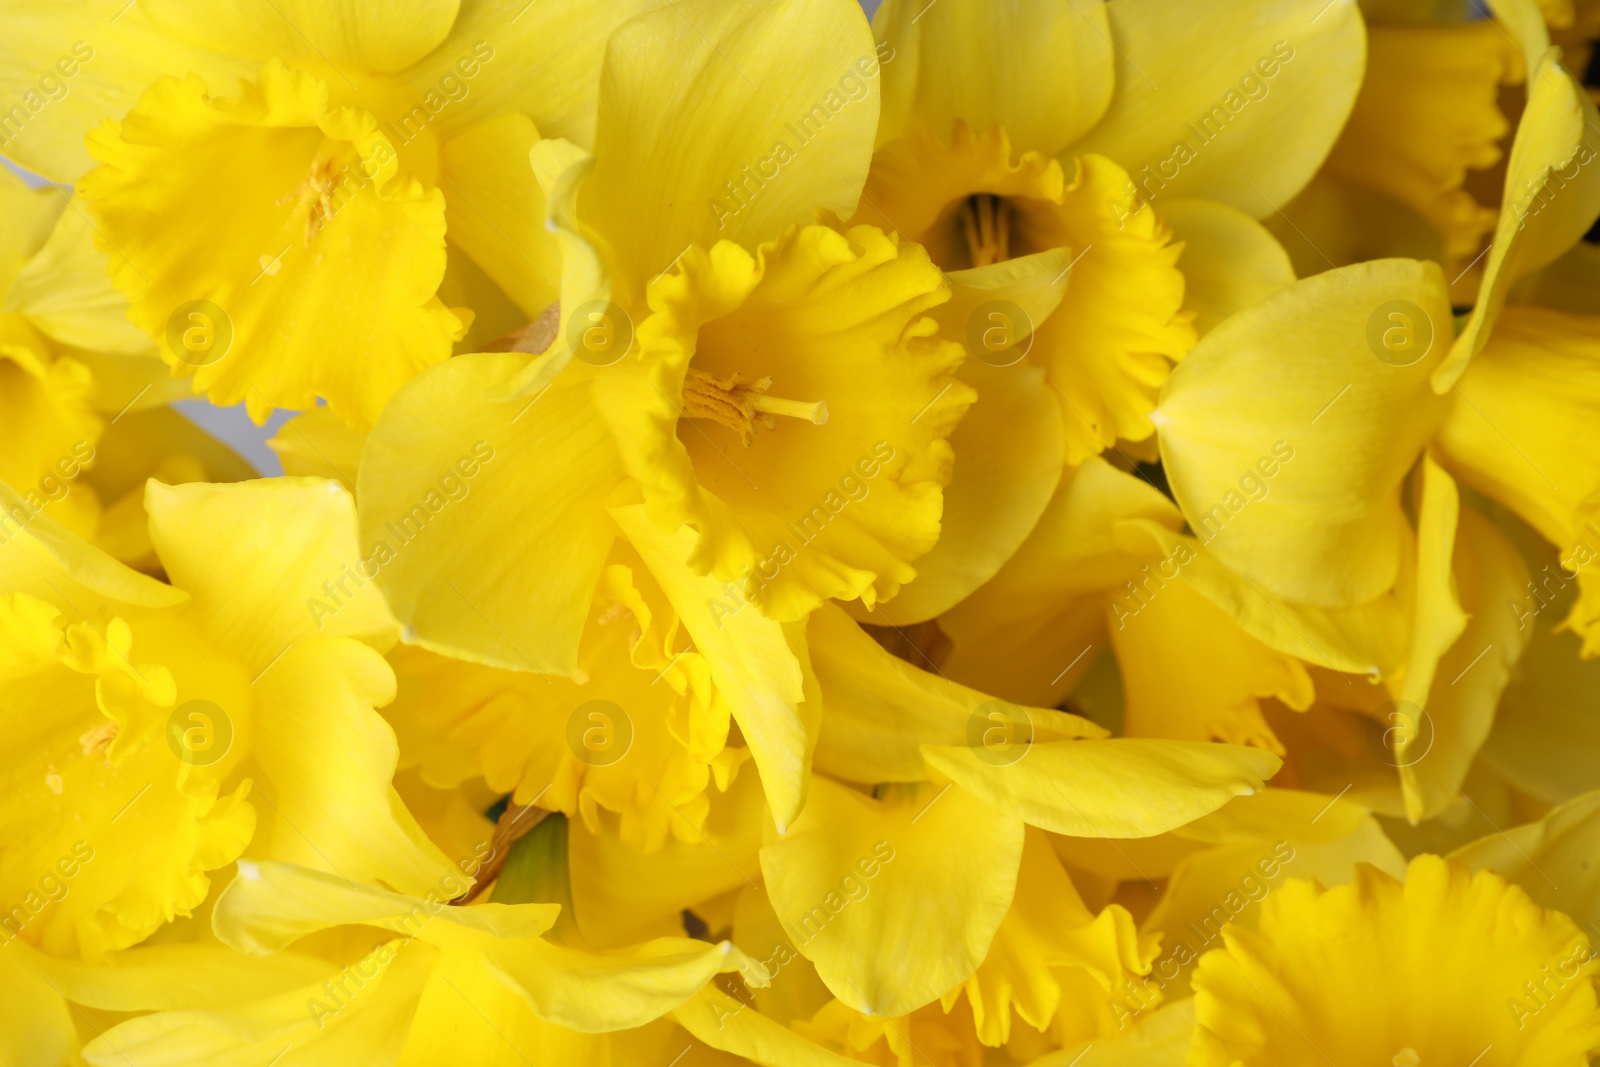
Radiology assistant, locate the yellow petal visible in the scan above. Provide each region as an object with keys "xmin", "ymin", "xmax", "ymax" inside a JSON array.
[
  {"xmin": 437, "ymin": 114, "xmax": 561, "ymax": 316},
  {"xmin": 1323, "ymin": 21, "xmax": 1517, "ymax": 272},
  {"xmin": 144, "ymin": 478, "xmax": 394, "ymax": 673},
  {"xmin": 940, "ymin": 457, "xmax": 1182, "ymax": 707},
  {"xmin": 0, "ymin": 946, "xmax": 75, "ymax": 1067},
  {"xmin": 249, "ymin": 637, "xmax": 458, "ymax": 895},
  {"xmin": 580, "ymin": 0, "xmax": 879, "ymax": 301},
  {"xmin": 85, "ymin": 405, "xmax": 256, "ymax": 566},
  {"xmin": 871, "ymin": 0, "xmax": 1113, "ymax": 154},
  {"xmin": 1113, "ymin": 517, "xmax": 1412, "ymax": 676},
  {"xmin": 389, "ymin": 0, "xmax": 660, "ymax": 146},
  {"xmin": 808, "ymin": 602, "xmax": 1102, "ymax": 784},
  {"xmin": 1074, "ymin": 0, "xmax": 1366, "ymax": 217},
  {"xmin": 1111, "ymin": 574, "xmax": 1314, "ymax": 754},
  {"xmin": 84, "ymin": 939, "xmax": 433, "ymax": 1067},
  {"xmin": 759, "ymin": 775, "xmax": 1024, "ymax": 1018},
  {"xmin": 137, "ymin": 0, "xmax": 460, "ymax": 73},
  {"xmin": 1266, "ymin": 168, "xmax": 1445, "ymax": 277},
  {"xmin": 1516, "ymin": 232, "xmax": 1600, "ymax": 313},
  {"xmin": 398, "ymin": 945, "xmax": 610, "ymax": 1067},
  {"xmin": 1481, "ymin": 626, "xmax": 1600, "ymax": 804},
  {"xmin": 951, "ymin": 826, "xmax": 1152, "ymax": 1046},
  {"xmin": 0, "ymin": 593, "xmax": 256, "ymax": 959},
  {"xmin": 1397, "ymin": 489, "xmax": 1530, "ymax": 822},
  {"xmin": 1030, "ymin": 154, "xmax": 1195, "ymax": 461},
  {"xmin": 1452, "ymin": 788, "xmax": 1600, "ymax": 932},
  {"xmin": 1441, "ymin": 49, "xmax": 1600, "ymax": 390},
  {"xmin": 921, "ymin": 738, "xmax": 1280, "ymax": 838},
  {"xmin": 79, "ymin": 62, "xmax": 464, "ymax": 427},
  {"xmin": 1050, "ymin": 998, "xmax": 1195, "ymax": 1067},
  {"xmin": 0, "ymin": 8, "xmax": 252, "ymax": 182},
  {"xmin": 0, "ymin": 159, "xmax": 62, "ymax": 292},
  {"xmin": 1158, "ymin": 198, "xmax": 1295, "ymax": 336},
  {"xmin": 0, "ymin": 346, "xmax": 102, "ymax": 533},
  {"xmin": 25, "ymin": 939, "xmax": 329, "ymax": 1012},
  {"xmin": 1437, "ymin": 306, "xmax": 1600, "ymax": 559},
  {"xmin": 1156, "ymin": 257, "xmax": 1453, "ymax": 607},
  {"xmin": 853, "ymin": 120, "xmax": 1066, "ymax": 268},
  {"xmin": 358, "ymin": 352, "xmax": 624, "ymax": 673},
  {"xmin": 611, "ymin": 503, "xmax": 813, "ymax": 832},
  {"xmin": 864, "ymin": 251, "xmax": 1070, "ymax": 624},
  {"xmin": 267, "ymin": 407, "xmax": 365, "ymax": 489},
  {"xmin": 0, "ymin": 480, "xmax": 186, "ymax": 611},
  {"xmin": 568, "ymin": 769, "xmax": 768, "ymax": 949},
  {"xmin": 674, "ymin": 984, "xmax": 861, "ymax": 1067},
  {"xmin": 1136, "ymin": 811, "xmax": 1406, "ymax": 1002}
]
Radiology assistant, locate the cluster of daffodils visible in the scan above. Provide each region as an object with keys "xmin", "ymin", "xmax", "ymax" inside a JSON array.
[{"xmin": 5, "ymin": 0, "xmax": 1600, "ymax": 1063}]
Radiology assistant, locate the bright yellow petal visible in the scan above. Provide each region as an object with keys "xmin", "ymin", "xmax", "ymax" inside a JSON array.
[
  {"xmin": 864, "ymin": 250, "xmax": 1070, "ymax": 625},
  {"xmin": 1074, "ymin": 0, "xmax": 1366, "ymax": 217},
  {"xmin": 390, "ymin": 0, "xmax": 660, "ymax": 146},
  {"xmin": 611, "ymin": 503, "xmax": 813, "ymax": 833},
  {"xmin": 1452, "ymin": 789, "xmax": 1600, "ymax": 932},
  {"xmin": 1156, "ymin": 257, "xmax": 1453, "ymax": 607},
  {"xmin": 144, "ymin": 478, "xmax": 394, "ymax": 672},
  {"xmin": 266, "ymin": 407, "xmax": 365, "ymax": 489},
  {"xmin": 248, "ymin": 637, "xmax": 458, "ymax": 895},
  {"xmin": 759, "ymin": 774, "xmax": 1024, "ymax": 1018},
  {"xmin": 568, "ymin": 769, "xmax": 768, "ymax": 949},
  {"xmin": 1441, "ymin": 48, "xmax": 1600, "ymax": 390},
  {"xmin": 579, "ymin": 0, "xmax": 879, "ymax": 302},
  {"xmin": 0, "ymin": 159, "xmax": 62, "ymax": 291},
  {"xmin": 6, "ymin": 199, "xmax": 152, "ymax": 357},
  {"xmin": 609, "ymin": 223, "xmax": 972, "ymax": 620},
  {"xmin": 950, "ymin": 826, "xmax": 1152, "ymax": 1046},
  {"xmin": 1481, "ymin": 625, "xmax": 1600, "ymax": 804},
  {"xmin": 1029, "ymin": 154, "xmax": 1195, "ymax": 461},
  {"xmin": 1159, "ymin": 198, "xmax": 1295, "ymax": 336},
  {"xmin": 437, "ymin": 114, "xmax": 561, "ymax": 316},
  {"xmin": 137, "ymin": 0, "xmax": 460, "ymax": 73},
  {"xmin": 358, "ymin": 352, "xmax": 624, "ymax": 674},
  {"xmin": 1437, "ymin": 305, "xmax": 1600, "ymax": 558},
  {"xmin": 0, "ymin": 946, "xmax": 75, "ymax": 1067},
  {"xmin": 808, "ymin": 602, "xmax": 1102, "ymax": 784},
  {"xmin": 871, "ymin": 0, "xmax": 1113, "ymax": 154},
  {"xmin": 1113, "ymin": 517, "xmax": 1413, "ymax": 676},
  {"xmin": 1111, "ymin": 574, "xmax": 1314, "ymax": 754},
  {"xmin": 0, "ymin": 6, "xmax": 253, "ymax": 182},
  {"xmin": 940, "ymin": 457, "xmax": 1182, "ymax": 707},
  {"xmin": 1396, "ymin": 494, "xmax": 1530, "ymax": 822},
  {"xmin": 0, "ymin": 592, "xmax": 256, "ymax": 959},
  {"xmin": 1327, "ymin": 20, "xmax": 1516, "ymax": 274},
  {"xmin": 920, "ymin": 738, "xmax": 1280, "ymax": 838}
]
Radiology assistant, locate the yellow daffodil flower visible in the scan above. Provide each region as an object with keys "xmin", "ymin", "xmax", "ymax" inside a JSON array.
[
  {"xmin": 1190, "ymin": 855, "xmax": 1600, "ymax": 1065},
  {"xmin": 2, "ymin": 0, "xmax": 659, "ymax": 426},
  {"xmin": 383, "ymin": 540, "xmax": 754, "ymax": 854},
  {"xmin": 0, "ymin": 477, "xmax": 456, "ymax": 969},
  {"xmin": 358, "ymin": 0, "xmax": 976, "ymax": 831},
  {"xmin": 847, "ymin": 0, "xmax": 1363, "ymax": 625}
]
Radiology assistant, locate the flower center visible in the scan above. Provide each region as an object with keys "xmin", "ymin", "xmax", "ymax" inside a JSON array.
[
  {"xmin": 959, "ymin": 193, "xmax": 1013, "ymax": 267},
  {"xmin": 682, "ymin": 368, "xmax": 828, "ymax": 445},
  {"xmin": 277, "ymin": 155, "xmax": 345, "ymax": 245}
]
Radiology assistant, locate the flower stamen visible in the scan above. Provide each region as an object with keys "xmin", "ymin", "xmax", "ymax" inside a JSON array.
[
  {"xmin": 79, "ymin": 719, "xmax": 119, "ymax": 757},
  {"xmin": 682, "ymin": 368, "xmax": 828, "ymax": 445},
  {"xmin": 960, "ymin": 193, "xmax": 1012, "ymax": 267},
  {"xmin": 277, "ymin": 156, "xmax": 343, "ymax": 246}
]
